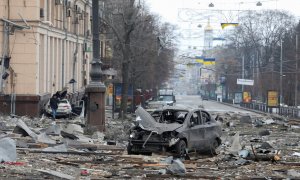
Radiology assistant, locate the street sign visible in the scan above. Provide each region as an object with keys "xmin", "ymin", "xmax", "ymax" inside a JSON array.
[{"xmin": 237, "ymin": 79, "xmax": 254, "ymax": 86}]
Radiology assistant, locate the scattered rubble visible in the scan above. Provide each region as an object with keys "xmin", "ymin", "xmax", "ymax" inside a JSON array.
[{"xmin": 0, "ymin": 107, "xmax": 299, "ymax": 179}]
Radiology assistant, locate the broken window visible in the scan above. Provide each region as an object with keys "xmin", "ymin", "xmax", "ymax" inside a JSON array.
[{"xmin": 191, "ymin": 111, "xmax": 201, "ymax": 125}]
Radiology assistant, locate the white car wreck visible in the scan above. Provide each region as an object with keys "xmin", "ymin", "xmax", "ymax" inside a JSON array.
[{"xmin": 128, "ymin": 106, "xmax": 222, "ymax": 158}]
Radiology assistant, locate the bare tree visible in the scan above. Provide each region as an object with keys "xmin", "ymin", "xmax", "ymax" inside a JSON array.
[
  {"xmin": 101, "ymin": 0, "xmax": 177, "ymax": 117},
  {"xmin": 222, "ymin": 10, "xmax": 297, "ymax": 102}
]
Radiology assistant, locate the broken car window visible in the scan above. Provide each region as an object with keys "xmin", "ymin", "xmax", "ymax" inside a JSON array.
[{"xmin": 191, "ymin": 111, "xmax": 201, "ymax": 125}]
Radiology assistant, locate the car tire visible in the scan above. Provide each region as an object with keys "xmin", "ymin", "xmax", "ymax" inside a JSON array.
[
  {"xmin": 127, "ymin": 144, "xmax": 133, "ymax": 155},
  {"xmin": 176, "ymin": 140, "xmax": 187, "ymax": 158},
  {"xmin": 210, "ymin": 138, "xmax": 220, "ymax": 155}
]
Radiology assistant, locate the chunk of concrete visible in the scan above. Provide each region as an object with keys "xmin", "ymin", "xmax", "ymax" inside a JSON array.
[
  {"xmin": 240, "ymin": 116, "xmax": 252, "ymax": 124},
  {"xmin": 62, "ymin": 124, "xmax": 84, "ymax": 135},
  {"xmin": 0, "ymin": 122, "xmax": 6, "ymax": 130},
  {"xmin": 42, "ymin": 144, "xmax": 67, "ymax": 152},
  {"xmin": 37, "ymin": 133, "xmax": 56, "ymax": 145},
  {"xmin": 166, "ymin": 158, "xmax": 186, "ymax": 175},
  {"xmin": 13, "ymin": 119, "xmax": 37, "ymax": 141},
  {"xmin": 259, "ymin": 130, "xmax": 270, "ymax": 136},
  {"xmin": 260, "ymin": 142, "xmax": 273, "ymax": 149},
  {"xmin": 228, "ymin": 132, "xmax": 242, "ymax": 154},
  {"xmin": 61, "ymin": 131, "xmax": 79, "ymax": 140},
  {"xmin": 16, "ymin": 140, "xmax": 29, "ymax": 148},
  {"xmin": 42, "ymin": 125, "xmax": 61, "ymax": 136},
  {"xmin": 0, "ymin": 137, "xmax": 17, "ymax": 162}
]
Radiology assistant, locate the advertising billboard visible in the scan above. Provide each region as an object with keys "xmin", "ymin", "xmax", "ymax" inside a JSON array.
[
  {"xmin": 267, "ymin": 90, "xmax": 279, "ymax": 107},
  {"xmin": 243, "ymin": 91, "xmax": 251, "ymax": 103},
  {"xmin": 113, "ymin": 83, "xmax": 134, "ymax": 112},
  {"xmin": 234, "ymin": 92, "xmax": 243, "ymax": 104}
]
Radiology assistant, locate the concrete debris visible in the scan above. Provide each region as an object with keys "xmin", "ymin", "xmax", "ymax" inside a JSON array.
[
  {"xmin": 37, "ymin": 169, "xmax": 75, "ymax": 180},
  {"xmin": 37, "ymin": 133, "xmax": 56, "ymax": 145},
  {"xmin": 0, "ymin": 137, "xmax": 17, "ymax": 162},
  {"xmin": 0, "ymin": 122, "xmax": 6, "ymax": 130},
  {"xmin": 260, "ymin": 142, "xmax": 273, "ymax": 149},
  {"xmin": 228, "ymin": 132, "xmax": 242, "ymax": 154},
  {"xmin": 13, "ymin": 119, "xmax": 38, "ymax": 141},
  {"xmin": 42, "ymin": 125, "xmax": 61, "ymax": 135},
  {"xmin": 16, "ymin": 140, "xmax": 29, "ymax": 148},
  {"xmin": 240, "ymin": 115, "xmax": 252, "ymax": 124},
  {"xmin": 0, "ymin": 105, "xmax": 300, "ymax": 179},
  {"xmin": 91, "ymin": 131, "xmax": 105, "ymax": 141},
  {"xmin": 62, "ymin": 124, "xmax": 84, "ymax": 135},
  {"xmin": 42, "ymin": 144, "xmax": 68, "ymax": 152},
  {"xmin": 235, "ymin": 158, "xmax": 251, "ymax": 165},
  {"xmin": 292, "ymin": 152, "xmax": 300, "ymax": 157},
  {"xmin": 61, "ymin": 131, "xmax": 79, "ymax": 140},
  {"xmin": 238, "ymin": 149, "xmax": 250, "ymax": 158},
  {"xmin": 166, "ymin": 158, "xmax": 186, "ymax": 175},
  {"xmin": 287, "ymin": 169, "xmax": 300, "ymax": 178},
  {"xmin": 259, "ymin": 129, "xmax": 271, "ymax": 136}
]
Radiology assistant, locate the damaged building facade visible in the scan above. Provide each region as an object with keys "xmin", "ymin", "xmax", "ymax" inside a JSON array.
[{"xmin": 0, "ymin": 0, "xmax": 93, "ymax": 116}]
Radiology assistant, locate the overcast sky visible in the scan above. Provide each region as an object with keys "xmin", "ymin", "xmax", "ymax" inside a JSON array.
[
  {"xmin": 145, "ymin": 0, "xmax": 300, "ymax": 56},
  {"xmin": 146, "ymin": 0, "xmax": 300, "ymax": 24}
]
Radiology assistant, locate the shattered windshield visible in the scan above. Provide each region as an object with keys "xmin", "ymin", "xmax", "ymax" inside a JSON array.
[{"xmin": 135, "ymin": 107, "xmax": 183, "ymax": 134}]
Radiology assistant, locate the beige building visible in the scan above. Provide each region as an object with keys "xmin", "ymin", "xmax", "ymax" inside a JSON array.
[{"xmin": 0, "ymin": 0, "xmax": 93, "ymax": 116}]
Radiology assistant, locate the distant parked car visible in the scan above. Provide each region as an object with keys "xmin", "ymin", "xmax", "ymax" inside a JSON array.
[
  {"xmin": 45, "ymin": 99, "xmax": 72, "ymax": 118},
  {"xmin": 202, "ymin": 96, "xmax": 209, "ymax": 100},
  {"xmin": 127, "ymin": 106, "xmax": 222, "ymax": 158}
]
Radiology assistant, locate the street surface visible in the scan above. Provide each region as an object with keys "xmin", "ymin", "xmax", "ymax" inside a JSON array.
[
  {"xmin": 1, "ymin": 95, "xmax": 300, "ymax": 179},
  {"xmin": 176, "ymin": 95, "xmax": 256, "ymax": 114}
]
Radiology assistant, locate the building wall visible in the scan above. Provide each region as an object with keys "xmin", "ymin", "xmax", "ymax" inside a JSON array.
[{"xmin": 0, "ymin": 0, "xmax": 92, "ymax": 116}]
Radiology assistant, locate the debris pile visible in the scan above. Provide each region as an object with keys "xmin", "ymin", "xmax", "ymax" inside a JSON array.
[{"xmin": 0, "ymin": 109, "xmax": 299, "ymax": 179}]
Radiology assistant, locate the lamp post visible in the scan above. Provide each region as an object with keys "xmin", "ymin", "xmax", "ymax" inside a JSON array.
[
  {"xmin": 85, "ymin": 0, "xmax": 106, "ymax": 132},
  {"xmin": 295, "ymin": 33, "xmax": 298, "ymax": 107},
  {"xmin": 280, "ymin": 39, "xmax": 283, "ymax": 106}
]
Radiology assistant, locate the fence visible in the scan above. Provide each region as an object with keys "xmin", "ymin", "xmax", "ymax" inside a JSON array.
[{"xmin": 241, "ymin": 102, "xmax": 300, "ymax": 118}]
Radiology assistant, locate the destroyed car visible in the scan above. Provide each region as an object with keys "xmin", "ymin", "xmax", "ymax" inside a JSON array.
[
  {"xmin": 128, "ymin": 106, "xmax": 222, "ymax": 157},
  {"xmin": 45, "ymin": 99, "xmax": 72, "ymax": 118}
]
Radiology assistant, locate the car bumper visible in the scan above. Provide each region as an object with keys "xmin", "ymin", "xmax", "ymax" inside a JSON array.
[
  {"xmin": 129, "ymin": 139, "xmax": 170, "ymax": 153},
  {"xmin": 46, "ymin": 109, "xmax": 72, "ymax": 116}
]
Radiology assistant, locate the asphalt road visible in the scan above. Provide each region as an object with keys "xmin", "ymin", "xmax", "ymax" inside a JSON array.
[{"xmin": 175, "ymin": 95, "xmax": 256, "ymax": 114}]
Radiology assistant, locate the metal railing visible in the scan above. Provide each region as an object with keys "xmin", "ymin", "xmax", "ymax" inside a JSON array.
[{"xmin": 241, "ymin": 102, "xmax": 300, "ymax": 118}]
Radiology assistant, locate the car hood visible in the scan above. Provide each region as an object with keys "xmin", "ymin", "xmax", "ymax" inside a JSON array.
[{"xmin": 135, "ymin": 107, "xmax": 182, "ymax": 134}]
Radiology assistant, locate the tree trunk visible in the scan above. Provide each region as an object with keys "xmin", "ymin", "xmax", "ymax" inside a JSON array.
[{"xmin": 119, "ymin": 40, "xmax": 131, "ymax": 119}]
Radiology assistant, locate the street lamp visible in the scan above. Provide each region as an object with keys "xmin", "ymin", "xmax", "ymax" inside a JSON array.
[
  {"xmin": 208, "ymin": 3, "xmax": 214, "ymax": 7},
  {"xmin": 256, "ymin": 1, "xmax": 262, "ymax": 6},
  {"xmin": 85, "ymin": 0, "xmax": 106, "ymax": 132}
]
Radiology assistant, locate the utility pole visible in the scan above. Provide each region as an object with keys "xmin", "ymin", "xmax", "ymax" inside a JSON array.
[
  {"xmin": 0, "ymin": 21, "xmax": 9, "ymax": 94},
  {"xmin": 280, "ymin": 39, "xmax": 283, "ymax": 105},
  {"xmin": 86, "ymin": 0, "xmax": 106, "ymax": 132},
  {"xmin": 295, "ymin": 33, "xmax": 298, "ymax": 107},
  {"xmin": 242, "ymin": 55, "xmax": 245, "ymax": 92}
]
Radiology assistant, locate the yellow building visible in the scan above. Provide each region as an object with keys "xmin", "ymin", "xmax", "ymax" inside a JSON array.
[{"xmin": 0, "ymin": 0, "xmax": 92, "ymax": 116}]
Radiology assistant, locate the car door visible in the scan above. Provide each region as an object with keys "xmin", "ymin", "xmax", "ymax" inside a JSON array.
[
  {"xmin": 200, "ymin": 110, "xmax": 216, "ymax": 150},
  {"xmin": 187, "ymin": 110, "xmax": 205, "ymax": 150}
]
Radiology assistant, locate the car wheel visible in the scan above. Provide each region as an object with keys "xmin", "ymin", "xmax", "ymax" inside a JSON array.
[
  {"xmin": 127, "ymin": 144, "xmax": 133, "ymax": 155},
  {"xmin": 176, "ymin": 140, "xmax": 187, "ymax": 159},
  {"xmin": 210, "ymin": 139, "xmax": 220, "ymax": 155}
]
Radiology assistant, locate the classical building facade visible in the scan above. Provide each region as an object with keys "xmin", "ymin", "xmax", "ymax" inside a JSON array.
[{"xmin": 0, "ymin": 0, "xmax": 93, "ymax": 116}]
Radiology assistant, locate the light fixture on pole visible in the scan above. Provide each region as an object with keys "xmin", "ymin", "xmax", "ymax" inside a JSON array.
[
  {"xmin": 208, "ymin": 3, "xmax": 214, "ymax": 7},
  {"xmin": 256, "ymin": 1, "xmax": 262, "ymax": 6}
]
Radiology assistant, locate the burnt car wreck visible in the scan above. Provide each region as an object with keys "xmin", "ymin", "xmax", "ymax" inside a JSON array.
[{"xmin": 128, "ymin": 106, "xmax": 222, "ymax": 158}]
